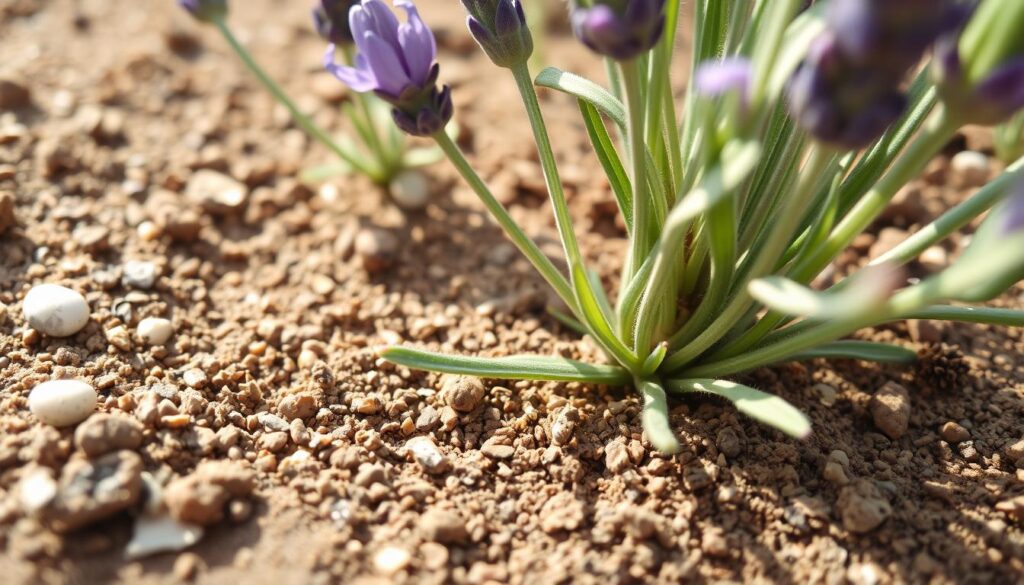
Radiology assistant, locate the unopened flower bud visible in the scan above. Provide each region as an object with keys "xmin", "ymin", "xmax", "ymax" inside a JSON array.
[
  {"xmin": 570, "ymin": 0, "xmax": 666, "ymax": 61},
  {"xmin": 461, "ymin": 0, "xmax": 533, "ymax": 68},
  {"xmin": 178, "ymin": 0, "xmax": 227, "ymax": 23}
]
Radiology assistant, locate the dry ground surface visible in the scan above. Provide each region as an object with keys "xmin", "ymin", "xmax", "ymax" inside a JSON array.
[{"xmin": 1, "ymin": 0, "xmax": 1024, "ymax": 583}]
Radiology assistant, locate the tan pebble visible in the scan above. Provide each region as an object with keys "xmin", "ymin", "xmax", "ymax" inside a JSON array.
[
  {"xmin": 442, "ymin": 375, "xmax": 484, "ymax": 413},
  {"xmin": 1005, "ymin": 439, "xmax": 1024, "ymax": 466},
  {"xmin": 605, "ymin": 439, "xmax": 631, "ymax": 473},
  {"xmin": 355, "ymin": 395, "xmax": 383, "ymax": 415},
  {"xmin": 354, "ymin": 228, "xmax": 398, "ymax": 273},
  {"xmin": 838, "ymin": 480, "xmax": 891, "ymax": 534},
  {"xmin": 182, "ymin": 369, "xmax": 207, "ymax": 389},
  {"xmin": 137, "ymin": 317, "xmax": 173, "ymax": 346},
  {"xmin": 939, "ymin": 421, "xmax": 970, "ymax": 443},
  {"xmin": 161, "ymin": 414, "xmax": 191, "ymax": 428},
  {"xmin": 870, "ymin": 381, "xmax": 911, "ymax": 440},
  {"xmin": 105, "ymin": 325, "xmax": 133, "ymax": 351},
  {"xmin": 400, "ymin": 417, "xmax": 415, "ymax": 436},
  {"xmin": 297, "ymin": 349, "xmax": 318, "ymax": 369},
  {"xmin": 137, "ymin": 220, "xmax": 161, "ymax": 241}
]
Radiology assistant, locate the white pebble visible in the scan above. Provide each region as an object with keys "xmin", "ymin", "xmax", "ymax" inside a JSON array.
[
  {"xmin": 137, "ymin": 317, "xmax": 174, "ymax": 345},
  {"xmin": 950, "ymin": 150, "xmax": 989, "ymax": 188},
  {"xmin": 374, "ymin": 546, "xmax": 411, "ymax": 576},
  {"xmin": 28, "ymin": 380, "xmax": 97, "ymax": 427},
  {"xmin": 22, "ymin": 284, "xmax": 90, "ymax": 337},
  {"xmin": 389, "ymin": 169, "xmax": 431, "ymax": 210}
]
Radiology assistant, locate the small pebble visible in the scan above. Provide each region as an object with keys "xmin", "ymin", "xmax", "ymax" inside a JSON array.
[
  {"xmin": 28, "ymin": 380, "xmax": 97, "ymax": 427},
  {"xmin": 940, "ymin": 421, "xmax": 970, "ymax": 443},
  {"xmin": 185, "ymin": 169, "xmax": 248, "ymax": 214},
  {"xmin": 122, "ymin": 261, "xmax": 159, "ymax": 290},
  {"xmin": 355, "ymin": 228, "xmax": 399, "ymax": 273},
  {"xmin": 949, "ymin": 150, "xmax": 989, "ymax": 188},
  {"xmin": 374, "ymin": 547, "xmax": 411, "ymax": 576},
  {"xmin": 389, "ymin": 169, "xmax": 430, "ymax": 210},
  {"xmin": 22, "ymin": 284, "xmax": 91, "ymax": 337},
  {"xmin": 406, "ymin": 436, "xmax": 450, "ymax": 474},
  {"xmin": 137, "ymin": 317, "xmax": 174, "ymax": 345},
  {"xmin": 442, "ymin": 375, "xmax": 484, "ymax": 413},
  {"xmin": 105, "ymin": 325, "xmax": 132, "ymax": 351},
  {"xmin": 870, "ymin": 381, "xmax": 911, "ymax": 440}
]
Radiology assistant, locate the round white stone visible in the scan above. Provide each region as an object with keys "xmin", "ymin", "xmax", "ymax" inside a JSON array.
[
  {"xmin": 389, "ymin": 169, "xmax": 431, "ymax": 210},
  {"xmin": 28, "ymin": 380, "xmax": 97, "ymax": 427},
  {"xmin": 137, "ymin": 317, "xmax": 174, "ymax": 346},
  {"xmin": 22, "ymin": 284, "xmax": 90, "ymax": 337}
]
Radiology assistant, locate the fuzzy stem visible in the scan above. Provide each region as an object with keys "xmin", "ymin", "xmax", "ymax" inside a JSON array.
[
  {"xmin": 433, "ymin": 132, "xmax": 578, "ymax": 314},
  {"xmin": 214, "ymin": 19, "xmax": 379, "ymax": 179},
  {"xmin": 620, "ymin": 60, "xmax": 653, "ymax": 282}
]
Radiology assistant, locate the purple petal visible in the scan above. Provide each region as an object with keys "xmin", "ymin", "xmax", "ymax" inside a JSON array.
[
  {"xmin": 495, "ymin": 0, "xmax": 519, "ymax": 36},
  {"xmin": 396, "ymin": 0, "xmax": 436, "ymax": 86},
  {"xmin": 349, "ymin": 5, "xmax": 376, "ymax": 56},
  {"xmin": 694, "ymin": 57, "xmax": 752, "ymax": 99},
  {"xmin": 363, "ymin": 32, "xmax": 412, "ymax": 96},
  {"xmin": 362, "ymin": 0, "xmax": 402, "ymax": 49},
  {"xmin": 324, "ymin": 44, "xmax": 378, "ymax": 92}
]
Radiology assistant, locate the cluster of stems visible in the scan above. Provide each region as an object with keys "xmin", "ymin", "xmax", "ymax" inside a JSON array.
[{"xmin": 190, "ymin": 0, "xmax": 1024, "ymax": 452}]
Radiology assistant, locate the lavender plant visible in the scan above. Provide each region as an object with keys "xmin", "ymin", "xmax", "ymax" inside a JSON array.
[
  {"xmin": 177, "ymin": 0, "xmax": 446, "ymax": 202},
  {"xmin": 326, "ymin": 0, "xmax": 1024, "ymax": 452}
]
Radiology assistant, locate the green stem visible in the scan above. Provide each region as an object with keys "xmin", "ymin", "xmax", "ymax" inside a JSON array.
[
  {"xmin": 511, "ymin": 64, "xmax": 585, "ymax": 270},
  {"xmin": 663, "ymin": 148, "xmax": 831, "ymax": 370},
  {"xmin": 433, "ymin": 132, "xmax": 578, "ymax": 314},
  {"xmin": 342, "ymin": 45, "xmax": 392, "ymax": 171},
  {"xmin": 214, "ymin": 19, "xmax": 378, "ymax": 179},
  {"xmin": 678, "ymin": 282, "xmax": 944, "ymax": 378},
  {"xmin": 620, "ymin": 60, "xmax": 653, "ymax": 282}
]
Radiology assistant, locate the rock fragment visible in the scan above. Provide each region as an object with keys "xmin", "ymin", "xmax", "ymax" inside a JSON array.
[
  {"xmin": 74, "ymin": 413, "xmax": 144, "ymax": 457},
  {"xmin": 442, "ymin": 375, "xmax": 484, "ymax": 413},
  {"xmin": 42, "ymin": 451, "xmax": 144, "ymax": 532},
  {"xmin": 838, "ymin": 480, "xmax": 892, "ymax": 534},
  {"xmin": 870, "ymin": 382, "xmax": 911, "ymax": 440}
]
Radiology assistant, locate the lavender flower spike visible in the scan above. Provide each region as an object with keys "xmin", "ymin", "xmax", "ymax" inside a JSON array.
[
  {"xmin": 571, "ymin": 0, "xmax": 666, "ymax": 61},
  {"xmin": 178, "ymin": 0, "xmax": 227, "ymax": 23},
  {"xmin": 325, "ymin": 0, "xmax": 452, "ymax": 136},
  {"xmin": 313, "ymin": 0, "xmax": 360, "ymax": 45}
]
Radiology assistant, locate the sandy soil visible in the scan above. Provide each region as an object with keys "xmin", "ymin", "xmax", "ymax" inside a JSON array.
[{"xmin": 1, "ymin": 1, "xmax": 1023, "ymax": 584}]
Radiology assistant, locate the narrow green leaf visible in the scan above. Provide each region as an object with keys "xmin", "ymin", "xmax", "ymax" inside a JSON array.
[
  {"xmin": 579, "ymin": 99, "xmax": 632, "ymax": 233},
  {"xmin": 787, "ymin": 341, "xmax": 918, "ymax": 364},
  {"xmin": 381, "ymin": 346, "xmax": 631, "ymax": 385},
  {"xmin": 571, "ymin": 262, "xmax": 639, "ymax": 369},
  {"xmin": 640, "ymin": 343, "xmax": 668, "ymax": 377},
  {"xmin": 535, "ymin": 67, "xmax": 626, "ymax": 128},
  {"xmin": 638, "ymin": 380, "xmax": 681, "ymax": 454},
  {"xmin": 903, "ymin": 305, "xmax": 1024, "ymax": 327},
  {"xmin": 546, "ymin": 306, "xmax": 589, "ymax": 335},
  {"xmin": 666, "ymin": 378, "xmax": 812, "ymax": 439}
]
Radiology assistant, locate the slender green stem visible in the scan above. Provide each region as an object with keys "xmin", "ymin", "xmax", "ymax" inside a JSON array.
[
  {"xmin": 214, "ymin": 19, "xmax": 378, "ymax": 178},
  {"xmin": 621, "ymin": 60, "xmax": 653, "ymax": 282},
  {"xmin": 682, "ymin": 281, "xmax": 945, "ymax": 378},
  {"xmin": 511, "ymin": 64, "xmax": 585, "ymax": 269},
  {"xmin": 904, "ymin": 306, "xmax": 1024, "ymax": 326},
  {"xmin": 663, "ymin": 148, "xmax": 831, "ymax": 370},
  {"xmin": 342, "ymin": 45, "xmax": 392, "ymax": 171},
  {"xmin": 712, "ymin": 109, "xmax": 960, "ymax": 360},
  {"xmin": 433, "ymin": 132, "xmax": 578, "ymax": 314}
]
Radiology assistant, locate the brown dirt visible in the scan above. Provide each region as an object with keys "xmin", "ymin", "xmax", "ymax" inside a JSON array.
[{"xmin": 2, "ymin": 1, "xmax": 1024, "ymax": 584}]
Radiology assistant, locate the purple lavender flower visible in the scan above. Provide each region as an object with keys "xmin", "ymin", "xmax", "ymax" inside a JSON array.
[
  {"xmin": 570, "ymin": 0, "xmax": 666, "ymax": 61},
  {"xmin": 787, "ymin": 33, "xmax": 906, "ymax": 149},
  {"xmin": 178, "ymin": 0, "xmax": 226, "ymax": 22},
  {"xmin": 325, "ymin": 0, "xmax": 452, "ymax": 136},
  {"xmin": 461, "ymin": 0, "xmax": 533, "ymax": 68},
  {"xmin": 313, "ymin": 0, "xmax": 359, "ymax": 45},
  {"xmin": 827, "ymin": 0, "xmax": 965, "ymax": 78},
  {"xmin": 786, "ymin": 1, "xmax": 959, "ymax": 149},
  {"xmin": 694, "ymin": 58, "xmax": 752, "ymax": 100}
]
